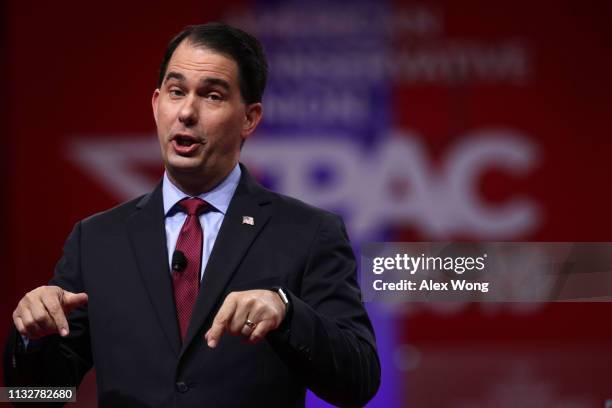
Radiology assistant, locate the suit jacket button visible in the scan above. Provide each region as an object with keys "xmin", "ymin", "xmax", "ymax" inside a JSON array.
[{"xmin": 176, "ymin": 381, "xmax": 189, "ymax": 393}]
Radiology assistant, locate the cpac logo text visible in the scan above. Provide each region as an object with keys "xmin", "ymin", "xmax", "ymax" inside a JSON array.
[{"xmin": 242, "ymin": 128, "xmax": 539, "ymax": 239}]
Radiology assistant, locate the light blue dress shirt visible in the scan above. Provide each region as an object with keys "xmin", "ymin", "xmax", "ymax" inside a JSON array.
[{"xmin": 162, "ymin": 164, "xmax": 241, "ymax": 281}]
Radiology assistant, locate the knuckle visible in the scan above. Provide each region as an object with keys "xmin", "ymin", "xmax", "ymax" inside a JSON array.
[
  {"xmin": 250, "ymin": 304, "xmax": 264, "ymax": 317},
  {"xmin": 47, "ymin": 303, "xmax": 61, "ymax": 315},
  {"xmin": 33, "ymin": 314, "xmax": 47, "ymax": 324},
  {"xmin": 247, "ymin": 297, "xmax": 260, "ymax": 308},
  {"xmin": 54, "ymin": 287, "xmax": 65, "ymax": 300},
  {"xmin": 25, "ymin": 287, "xmax": 45, "ymax": 301},
  {"xmin": 234, "ymin": 295, "xmax": 246, "ymax": 308}
]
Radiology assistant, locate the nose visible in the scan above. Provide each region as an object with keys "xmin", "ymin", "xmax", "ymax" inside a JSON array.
[{"xmin": 178, "ymin": 95, "xmax": 198, "ymax": 127}]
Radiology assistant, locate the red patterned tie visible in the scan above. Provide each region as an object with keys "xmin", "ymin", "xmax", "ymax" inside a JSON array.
[{"xmin": 172, "ymin": 197, "xmax": 208, "ymax": 340}]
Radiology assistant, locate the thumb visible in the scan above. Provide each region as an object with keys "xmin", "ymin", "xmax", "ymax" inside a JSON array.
[{"xmin": 61, "ymin": 290, "xmax": 89, "ymax": 313}]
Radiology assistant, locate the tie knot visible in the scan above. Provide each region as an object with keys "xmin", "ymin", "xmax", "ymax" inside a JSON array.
[{"xmin": 178, "ymin": 197, "xmax": 208, "ymax": 216}]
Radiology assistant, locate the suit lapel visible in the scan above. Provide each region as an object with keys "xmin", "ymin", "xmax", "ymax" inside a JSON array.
[
  {"xmin": 126, "ymin": 183, "xmax": 181, "ymax": 356},
  {"xmin": 180, "ymin": 166, "xmax": 273, "ymax": 356}
]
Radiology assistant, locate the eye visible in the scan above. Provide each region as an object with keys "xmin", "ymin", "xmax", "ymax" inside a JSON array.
[
  {"xmin": 206, "ymin": 93, "xmax": 223, "ymax": 101},
  {"xmin": 168, "ymin": 88, "xmax": 184, "ymax": 97}
]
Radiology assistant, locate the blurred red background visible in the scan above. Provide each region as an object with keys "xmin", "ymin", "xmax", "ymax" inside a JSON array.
[{"xmin": 2, "ymin": 1, "xmax": 612, "ymax": 406}]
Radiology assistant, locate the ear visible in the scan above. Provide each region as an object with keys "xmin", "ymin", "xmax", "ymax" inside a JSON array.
[
  {"xmin": 241, "ymin": 103, "xmax": 263, "ymax": 141},
  {"xmin": 151, "ymin": 89, "xmax": 161, "ymax": 124}
]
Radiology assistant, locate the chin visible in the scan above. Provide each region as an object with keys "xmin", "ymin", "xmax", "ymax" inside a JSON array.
[
  {"xmin": 166, "ymin": 158, "xmax": 204, "ymax": 175},
  {"xmin": 171, "ymin": 164, "xmax": 203, "ymax": 175}
]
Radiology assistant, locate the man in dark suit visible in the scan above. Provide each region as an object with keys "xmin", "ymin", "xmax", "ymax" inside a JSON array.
[{"xmin": 4, "ymin": 22, "xmax": 380, "ymax": 407}]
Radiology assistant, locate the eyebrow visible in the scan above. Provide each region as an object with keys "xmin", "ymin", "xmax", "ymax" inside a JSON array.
[
  {"xmin": 200, "ymin": 77, "xmax": 230, "ymax": 91},
  {"xmin": 164, "ymin": 72, "xmax": 230, "ymax": 91},
  {"xmin": 164, "ymin": 72, "xmax": 185, "ymax": 83}
]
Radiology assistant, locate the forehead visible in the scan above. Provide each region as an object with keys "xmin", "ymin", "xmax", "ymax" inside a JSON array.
[{"xmin": 165, "ymin": 40, "xmax": 239, "ymax": 85}]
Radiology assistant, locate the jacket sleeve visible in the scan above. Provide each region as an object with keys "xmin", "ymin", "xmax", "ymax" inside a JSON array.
[
  {"xmin": 267, "ymin": 212, "xmax": 381, "ymax": 407},
  {"xmin": 3, "ymin": 221, "xmax": 93, "ymax": 400}
]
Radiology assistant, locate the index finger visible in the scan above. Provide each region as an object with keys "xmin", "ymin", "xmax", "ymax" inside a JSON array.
[
  {"xmin": 14, "ymin": 316, "xmax": 26, "ymax": 337},
  {"xmin": 42, "ymin": 294, "xmax": 69, "ymax": 337},
  {"xmin": 205, "ymin": 294, "xmax": 238, "ymax": 348}
]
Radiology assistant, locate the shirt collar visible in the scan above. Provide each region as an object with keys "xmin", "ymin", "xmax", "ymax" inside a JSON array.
[{"xmin": 162, "ymin": 164, "xmax": 241, "ymax": 216}]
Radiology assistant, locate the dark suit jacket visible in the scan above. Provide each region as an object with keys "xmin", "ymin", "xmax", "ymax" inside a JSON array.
[{"xmin": 4, "ymin": 164, "xmax": 380, "ymax": 407}]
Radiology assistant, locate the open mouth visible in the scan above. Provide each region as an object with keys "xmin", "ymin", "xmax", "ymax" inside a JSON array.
[
  {"xmin": 171, "ymin": 134, "xmax": 203, "ymax": 155},
  {"xmin": 173, "ymin": 135, "xmax": 200, "ymax": 146}
]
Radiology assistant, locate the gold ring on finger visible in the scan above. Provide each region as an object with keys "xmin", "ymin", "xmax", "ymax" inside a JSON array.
[{"xmin": 244, "ymin": 319, "xmax": 256, "ymax": 329}]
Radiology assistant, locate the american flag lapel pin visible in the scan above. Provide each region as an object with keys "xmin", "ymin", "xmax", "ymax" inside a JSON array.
[{"xmin": 242, "ymin": 216, "xmax": 254, "ymax": 226}]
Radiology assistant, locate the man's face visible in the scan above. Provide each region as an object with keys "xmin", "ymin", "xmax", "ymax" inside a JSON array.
[{"xmin": 152, "ymin": 40, "xmax": 261, "ymax": 189}]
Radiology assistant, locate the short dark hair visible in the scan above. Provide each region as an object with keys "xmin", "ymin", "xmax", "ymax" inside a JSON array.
[{"xmin": 157, "ymin": 22, "xmax": 268, "ymax": 104}]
